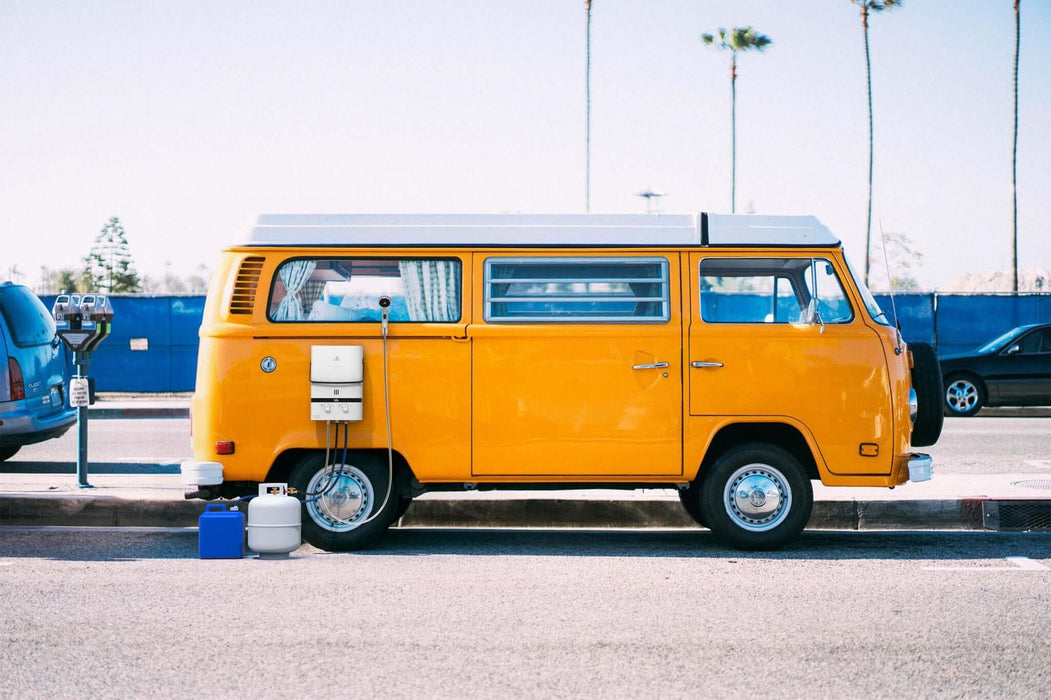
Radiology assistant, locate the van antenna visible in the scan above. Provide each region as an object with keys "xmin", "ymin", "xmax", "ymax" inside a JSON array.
[{"xmin": 878, "ymin": 219, "xmax": 903, "ymax": 352}]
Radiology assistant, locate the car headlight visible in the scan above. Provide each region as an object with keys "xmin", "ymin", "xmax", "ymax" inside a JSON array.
[{"xmin": 909, "ymin": 387, "xmax": 918, "ymax": 422}]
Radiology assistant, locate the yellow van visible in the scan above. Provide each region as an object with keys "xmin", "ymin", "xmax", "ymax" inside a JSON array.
[{"xmin": 182, "ymin": 214, "xmax": 943, "ymax": 551}]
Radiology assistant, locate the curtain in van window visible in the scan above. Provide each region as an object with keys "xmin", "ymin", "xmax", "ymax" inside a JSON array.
[
  {"xmin": 398, "ymin": 260, "xmax": 460, "ymax": 321},
  {"xmin": 273, "ymin": 260, "xmax": 317, "ymax": 321}
]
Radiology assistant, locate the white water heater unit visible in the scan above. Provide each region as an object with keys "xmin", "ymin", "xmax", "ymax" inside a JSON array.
[{"xmin": 310, "ymin": 345, "xmax": 364, "ymax": 421}]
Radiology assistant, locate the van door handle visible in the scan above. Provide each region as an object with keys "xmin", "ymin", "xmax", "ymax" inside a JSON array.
[
  {"xmin": 691, "ymin": 361, "xmax": 724, "ymax": 369},
  {"xmin": 632, "ymin": 362, "xmax": 669, "ymax": 370}
]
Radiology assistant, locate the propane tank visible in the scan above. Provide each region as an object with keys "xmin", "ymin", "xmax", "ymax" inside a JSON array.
[{"xmin": 247, "ymin": 483, "xmax": 301, "ymax": 559}]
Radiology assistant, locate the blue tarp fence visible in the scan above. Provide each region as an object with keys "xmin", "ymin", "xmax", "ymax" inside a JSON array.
[{"xmin": 37, "ymin": 293, "xmax": 1051, "ymax": 392}]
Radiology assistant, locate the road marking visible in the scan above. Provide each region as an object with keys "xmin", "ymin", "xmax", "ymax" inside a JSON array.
[
  {"xmin": 1024, "ymin": 460, "xmax": 1051, "ymax": 470},
  {"xmin": 924, "ymin": 557, "xmax": 1050, "ymax": 571}
]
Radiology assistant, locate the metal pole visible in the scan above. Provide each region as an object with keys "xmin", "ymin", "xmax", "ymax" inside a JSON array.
[{"xmin": 75, "ymin": 351, "xmax": 93, "ymax": 489}]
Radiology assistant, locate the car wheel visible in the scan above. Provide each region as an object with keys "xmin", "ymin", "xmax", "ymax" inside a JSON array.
[
  {"xmin": 0, "ymin": 446, "xmax": 20, "ymax": 462},
  {"xmin": 910, "ymin": 342, "xmax": 944, "ymax": 446},
  {"xmin": 677, "ymin": 484, "xmax": 707, "ymax": 528},
  {"xmin": 288, "ymin": 452, "xmax": 399, "ymax": 552},
  {"xmin": 944, "ymin": 374, "xmax": 984, "ymax": 418},
  {"xmin": 699, "ymin": 443, "xmax": 812, "ymax": 551}
]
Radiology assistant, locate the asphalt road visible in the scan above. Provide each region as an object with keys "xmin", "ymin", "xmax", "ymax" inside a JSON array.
[
  {"xmin": 1, "ymin": 528, "xmax": 1049, "ymax": 699},
  {"xmin": 7, "ymin": 416, "xmax": 1051, "ymax": 475}
]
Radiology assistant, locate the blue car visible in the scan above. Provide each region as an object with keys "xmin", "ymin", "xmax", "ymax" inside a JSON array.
[{"xmin": 0, "ymin": 282, "xmax": 76, "ymax": 461}]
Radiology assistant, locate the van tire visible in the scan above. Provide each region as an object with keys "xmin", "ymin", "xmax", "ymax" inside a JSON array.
[
  {"xmin": 700, "ymin": 443, "xmax": 812, "ymax": 551},
  {"xmin": 910, "ymin": 342, "xmax": 944, "ymax": 446},
  {"xmin": 678, "ymin": 485, "xmax": 707, "ymax": 528},
  {"xmin": 289, "ymin": 452, "xmax": 399, "ymax": 552}
]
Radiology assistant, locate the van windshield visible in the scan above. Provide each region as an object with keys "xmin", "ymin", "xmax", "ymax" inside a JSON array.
[
  {"xmin": 844, "ymin": 257, "xmax": 892, "ymax": 326},
  {"xmin": 0, "ymin": 284, "xmax": 56, "ymax": 347}
]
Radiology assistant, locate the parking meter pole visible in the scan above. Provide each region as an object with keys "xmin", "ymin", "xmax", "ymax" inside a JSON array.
[{"xmin": 74, "ymin": 351, "xmax": 93, "ymax": 489}]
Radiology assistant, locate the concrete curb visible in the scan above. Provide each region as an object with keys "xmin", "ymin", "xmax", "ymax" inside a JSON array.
[{"xmin": 0, "ymin": 494, "xmax": 992, "ymax": 531}]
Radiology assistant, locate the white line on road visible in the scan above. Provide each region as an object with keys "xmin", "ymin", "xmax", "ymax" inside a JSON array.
[{"xmin": 924, "ymin": 557, "xmax": 1050, "ymax": 571}]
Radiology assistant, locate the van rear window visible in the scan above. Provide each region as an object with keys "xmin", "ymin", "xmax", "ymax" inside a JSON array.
[
  {"xmin": 268, "ymin": 258, "xmax": 461, "ymax": 323},
  {"xmin": 484, "ymin": 257, "xmax": 670, "ymax": 323},
  {"xmin": 0, "ymin": 285, "xmax": 56, "ymax": 347}
]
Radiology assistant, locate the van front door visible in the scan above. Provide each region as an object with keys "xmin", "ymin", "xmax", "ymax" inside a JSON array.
[
  {"xmin": 687, "ymin": 253, "xmax": 894, "ymax": 476},
  {"xmin": 470, "ymin": 253, "xmax": 683, "ymax": 477}
]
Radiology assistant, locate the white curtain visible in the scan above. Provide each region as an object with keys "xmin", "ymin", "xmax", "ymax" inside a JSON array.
[
  {"xmin": 274, "ymin": 260, "xmax": 317, "ymax": 321},
  {"xmin": 398, "ymin": 260, "xmax": 460, "ymax": 321}
]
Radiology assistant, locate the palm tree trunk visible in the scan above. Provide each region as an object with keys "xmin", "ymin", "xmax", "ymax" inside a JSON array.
[
  {"xmin": 585, "ymin": 0, "xmax": 592, "ymax": 213},
  {"xmin": 1012, "ymin": 0, "xmax": 1020, "ymax": 293},
  {"xmin": 863, "ymin": 8, "xmax": 873, "ymax": 286},
  {"xmin": 731, "ymin": 53, "xmax": 737, "ymax": 213}
]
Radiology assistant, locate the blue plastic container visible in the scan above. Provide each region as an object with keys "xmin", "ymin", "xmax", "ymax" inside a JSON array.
[{"xmin": 198, "ymin": 503, "xmax": 245, "ymax": 559}]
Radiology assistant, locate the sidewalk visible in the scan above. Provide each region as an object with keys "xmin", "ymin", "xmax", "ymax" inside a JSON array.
[{"xmin": 1, "ymin": 471, "xmax": 1049, "ymax": 531}]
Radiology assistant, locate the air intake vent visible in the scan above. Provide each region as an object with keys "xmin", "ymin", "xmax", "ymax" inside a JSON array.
[{"xmin": 230, "ymin": 256, "xmax": 265, "ymax": 315}]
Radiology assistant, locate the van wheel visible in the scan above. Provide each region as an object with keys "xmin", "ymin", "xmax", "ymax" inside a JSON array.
[
  {"xmin": 289, "ymin": 452, "xmax": 399, "ymax": 552},
  {"xmin": 910, "ymin": 342, "xmax": 944, "ymax": 446},
  {"xmin": 0, "ymin": 446, "xmax": 20, "ymax": 462},
  {"xmin": 677, "ymin": 484, "xmax": 707, "ymax": 528},
  {"xmin": 700, "ymin": 443, "xmax": 812, "ymax": 551}
]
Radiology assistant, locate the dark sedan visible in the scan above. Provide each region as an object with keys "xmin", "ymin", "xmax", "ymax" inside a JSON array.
[{"xmin": 939, "ymin": 323, "xmax": 1051, "ymax": 416}]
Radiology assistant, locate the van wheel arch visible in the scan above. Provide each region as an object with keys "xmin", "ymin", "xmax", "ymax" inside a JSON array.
[
  {"xmin": 695, "ymin": 422, "xmax": 820, "ymax": 484},
  {"xmin": 267, "ymin": 447, "xmax": 417, "ymax": 499}
]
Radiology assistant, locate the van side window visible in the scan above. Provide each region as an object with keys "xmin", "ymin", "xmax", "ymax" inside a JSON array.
[
  {"xmin": 268, "ymin": 258, "xmax": 461, "ymax": 322},
  {"xmin": 699, "ymin": 257, "xmax": 852, "ymax": 324},
  {"xmin": 485, "ymin": 257, "xmax": 669, "ymax": 323}
]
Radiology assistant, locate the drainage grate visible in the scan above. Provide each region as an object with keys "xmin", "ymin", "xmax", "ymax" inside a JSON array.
[
  {"xmin": 1011, "ymin": 480, "xmax": 1051, "ymax": 491},
  {"xmin": 984, "ymin": 501, "xmax": 1051, "ymax": 531}
]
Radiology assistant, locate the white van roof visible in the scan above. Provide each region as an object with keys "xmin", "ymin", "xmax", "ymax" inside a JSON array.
[{"xmin": 236, "ymin": 213, "xmax": 840, "ymax": 248}]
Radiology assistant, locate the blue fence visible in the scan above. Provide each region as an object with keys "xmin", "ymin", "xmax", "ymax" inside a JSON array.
[
  {"xmin": 36, "ymin": 293, "xmax": 1051, "ymax": 392},
  {"xmin": 40, "ymin": 295, "xmax": 206, "ymax": 393}
]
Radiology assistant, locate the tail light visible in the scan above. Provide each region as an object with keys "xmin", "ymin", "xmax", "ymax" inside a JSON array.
[{"xmin": 8, "ymin": 358, "xmax": 24, "ymax": 401}]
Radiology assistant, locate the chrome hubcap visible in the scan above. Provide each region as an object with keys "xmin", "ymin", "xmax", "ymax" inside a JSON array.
[
  {"xmin": 724, "ymin": 464, "xmax": 791, "ymax": 532},
  {"xmin": 946, "ymin": 380, "xmax": 978, "ymax": 413},
  {"xmin": 306, "ymin": 465, "xmax": 374, "ymax": 532}
]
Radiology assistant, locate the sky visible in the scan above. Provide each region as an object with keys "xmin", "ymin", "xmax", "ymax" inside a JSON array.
[{"xmin": 1, "ymin": 0, "xmax": 1048, "ymax": 291}]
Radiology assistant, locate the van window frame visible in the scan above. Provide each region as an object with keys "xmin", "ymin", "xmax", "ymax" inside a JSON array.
[
  {"xmin": 483, "ymin": 255, "xmax": 671, "ymax": 324},
  {"xmin": 265, "ymin": 255, "xmax": 464, "ymax": 324},
  {"xmin": 697, "ymin": 256, "xmax": 855, "ymax": 325}
]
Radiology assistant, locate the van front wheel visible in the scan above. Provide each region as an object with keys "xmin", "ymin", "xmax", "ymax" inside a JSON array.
[
  {"xmin": 700, "ymin": 443, "xmax": 812, "ymax": 551},
  {"xmin": 288, "ymin": 452, "xmax": 399, "ymax": 552}
]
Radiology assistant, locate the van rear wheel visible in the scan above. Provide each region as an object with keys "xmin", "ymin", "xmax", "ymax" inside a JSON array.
[
  {"xmin": 700, "ymin": 443, "xmax": 812, "ymax": 551},
  {"xmin": 288, "ymin": 452, "xmax": 399, "ymax": 552}
]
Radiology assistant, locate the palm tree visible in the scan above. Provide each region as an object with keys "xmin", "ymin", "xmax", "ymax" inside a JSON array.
[
  {"xmin": 585, "ymin": 0, "xmax": 593, "ymax": 213},
  {"xmin": 850, "ymin": 0, "xmax": 901, "ymax": 286},
  {"xmin": 1012, "ymin": 0, "xmax": 1020, "ymax": 293},
  {"xmin": 701, "ymin": 27, "xmax": 772, "ymax": 214}
]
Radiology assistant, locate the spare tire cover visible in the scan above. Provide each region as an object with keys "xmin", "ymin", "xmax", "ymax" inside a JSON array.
[{"xmin": 909, "ymin": 342, "xmax": 943, "ymax": 447}]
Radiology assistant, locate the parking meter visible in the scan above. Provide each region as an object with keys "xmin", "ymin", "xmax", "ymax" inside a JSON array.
[{"xmin": 51, "ymin": 294, "xmax": 115, "ymax": 488}]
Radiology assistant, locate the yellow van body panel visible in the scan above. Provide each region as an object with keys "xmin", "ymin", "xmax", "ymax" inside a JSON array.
[{"xmin": 190, "ymin": 244, "xmax": 915, "ymax": 489}]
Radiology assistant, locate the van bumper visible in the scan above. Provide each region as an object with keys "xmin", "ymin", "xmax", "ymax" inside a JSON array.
[
  {"xmin": 181, "ymin": 460, "xmax": 224, "ymax": 486},
  {"xmin": 907, "ymin": 453, "xmax": 933, "ymax": 483}
]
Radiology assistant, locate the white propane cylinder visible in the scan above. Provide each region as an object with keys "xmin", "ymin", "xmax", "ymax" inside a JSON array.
[{"xmin": 247, "ymin": 483, "xmax": 302, "ymax": 559}]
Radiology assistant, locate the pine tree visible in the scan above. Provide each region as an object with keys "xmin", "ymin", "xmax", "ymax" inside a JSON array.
[{"xmin": 83, "ymin": 216, "xmax": 141, "ymax": 293}]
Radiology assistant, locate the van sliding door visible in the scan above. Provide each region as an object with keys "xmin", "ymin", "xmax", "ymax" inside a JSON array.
[{"xmin": 470, "ymin": 252, "xmax": 683, "ymax": 477}]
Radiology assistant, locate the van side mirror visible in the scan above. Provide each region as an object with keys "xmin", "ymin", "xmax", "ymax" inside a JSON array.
[{"xmin": 1005, "ymin": 344, "xmax": 1021, "ymax": 356}]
